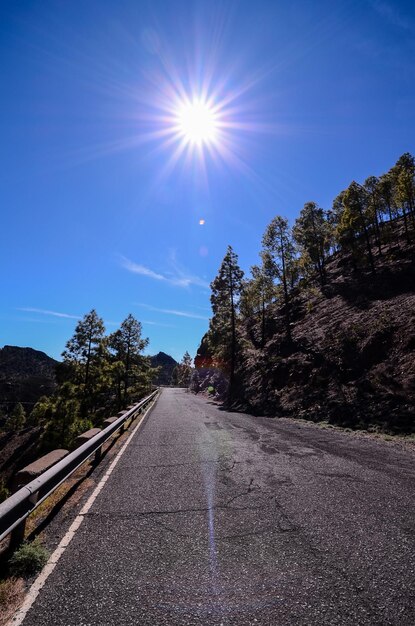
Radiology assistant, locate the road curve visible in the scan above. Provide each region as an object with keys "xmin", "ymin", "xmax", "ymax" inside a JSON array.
[{"xmin": 19, "ymin": 388, "xmax": 415, "ymax": 625}]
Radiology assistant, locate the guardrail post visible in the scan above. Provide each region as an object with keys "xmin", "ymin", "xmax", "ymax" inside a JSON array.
[
  {"xmin": 94, "ymin": 446, "xmax": 102, "ymax": 465},
  {"xmin": 10, "ymin": 519, "xmax": 26, "ymax": 550},
  {"xmin": 29, "ymin": 491, "xmax": 39, "ymax": 506}
]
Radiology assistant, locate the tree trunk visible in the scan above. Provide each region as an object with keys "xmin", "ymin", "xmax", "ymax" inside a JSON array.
[
  {"xmin": 374, "ymin": 208, "xmax": 382, "ymax": 256},
  {"xmin": 358, "ymin": 206, "xmax": 375, "ymax": 273},
  {"xmin": 124, "ymin": 339, "xmax": 131, "ymax": 401},
  {"xmin": 402, "ymin": 206, "xmax": 411, "ymax": 243},
  {"xmin": 228, "ymin": 272, "xmax": 236, "ymax": 405},
  {"xmin": 261, "ymin": 297, "xmax": 265, "ymax": 349},
  {"xmin": 311, "ymin": 212, "xmax": 325, "ymax": 286},
  {"xmin": 280, "ymin": 234, "xmax": 292, "ymax": 342},
  {"xmin": 85, "ymin": 338, "xmax": 92, "ymax": 388}
]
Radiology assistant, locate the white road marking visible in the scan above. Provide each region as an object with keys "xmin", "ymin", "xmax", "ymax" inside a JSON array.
[{"xmin": 8, "ymin": 397, "xmax": 158, "ymax": 626}]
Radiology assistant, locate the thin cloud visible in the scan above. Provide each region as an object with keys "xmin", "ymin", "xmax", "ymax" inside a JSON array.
[
  {"xmin": 369, "ymin": 0, "xmax": 413, "ymax": 31},
  {"xmin": 142, "ymin": 319, "xmax": 176, "ymax": 328},
  {"xmin": 119, "ymin": 257, "xmax": 166, "ymax": 281},
  {"xmin": 16, "ymin": 317, "xmax": 60, "ymax": 325},
  {"xmin": 135, "ymin": 303, "xmax": 209, "ymax": 321},
  {"xmin": 18, "ymin": 307, "xmax": 80, "ymax": 320},
  {"xmin": 166, "ymin": 250, "xmax": 210, "ymax": 288},
  {"xmin": 120, "ymin": 254, "xmax": 209, "ymax": 289}
]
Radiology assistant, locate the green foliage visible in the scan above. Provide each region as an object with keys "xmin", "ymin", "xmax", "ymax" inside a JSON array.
[
  {"xmin": 262, "ymin": 216, "xmax": 295, "ymax": 340},
  {"xmin": 336, "ymin": 181, "xmax": 376, "ymax": 272},
  {"xmin": 209, "ymin": 246, "xmax": 244, "ymax": 399},
  {"xmin": 240, "ymin": 262, "xmax": 276, "ymax": 348},
  {"xmin": 108, "ymin": 314, "xmax": 149, "ymax": 404},
  {"xmin": 171, "ymin": 351, "xmax": 193, "ymax": 387},
  {"xmin": 0, "ymin": 479, "xmax": 9, "ymax": 503},
  {"xmin": 41, "ymin": 383, "xmax": 81, "ymax": 451},
  {"xmin": 390, "ymin": 152, "xmax": 415, "ymax": 241},
  {"xmin": 293, "ymin": 202, "xmax": 331, "ymax": 285},
  {"xmin": 29, "ymin": 396, "xmax": 53, "ymax": 426},
  {"xmin": 9, "ymin": 540, "xmax": 49, "ymax": 578},
  {"xmin": 59, "ymin": 311, "xmax": 153, "ymax": 419},
  {"xmin": 37, "ymin": 311, "xmax": 155, "ymax": 450},
  {"xmin": 62, "ymin": 309, "xmax": 106, "ymax": 391},
  {"xmin": 69, "ymin": 417, "xmax": 94, "ymax": 441},
  {"xmin": 377, "ymin": 172, "xmax": 396, "ymax": 221},
  {"xmin": 8, "ymin": 403, "xmax": 26, "ymax": 432}
]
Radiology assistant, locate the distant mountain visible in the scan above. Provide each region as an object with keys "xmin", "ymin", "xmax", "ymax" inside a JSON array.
[
  {"xmin": 150, "ymin": 352, "xmax": 178, "ymax": 386},
  {"xmin": 0, "ymin": 345, "xmax": 58, "ymax": 410}
]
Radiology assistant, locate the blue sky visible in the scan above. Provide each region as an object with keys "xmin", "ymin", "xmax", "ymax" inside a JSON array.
[{"xmin": 1, "ymin": 0, "xmax": 414, "ymax": 362}]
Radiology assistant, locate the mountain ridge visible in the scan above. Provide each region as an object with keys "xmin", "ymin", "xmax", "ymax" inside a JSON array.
[{"xmin": 0, "ymin": 345, "xmax": 58, "ymax": 409}]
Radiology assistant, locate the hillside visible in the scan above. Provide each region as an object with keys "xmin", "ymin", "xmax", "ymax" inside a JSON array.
[
  {"xmin": 0, "ymin": 345, "xmax": 57, "ymax": 412},
  {"xmin": 195, "ymin": 219, "xmax": 415, "ymax": 433},
  {"xmin": 242, "ymin": 234, "xmax": 414, "ymax": 431},
  {"xmin": 150, "ymin": 352, "xmax": 178, "ymax": 385}
]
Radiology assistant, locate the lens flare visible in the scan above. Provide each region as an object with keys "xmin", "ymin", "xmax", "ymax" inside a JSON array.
[{"xmin": 57, "ymin": 5, "xmax": 285, "ymax": 191}]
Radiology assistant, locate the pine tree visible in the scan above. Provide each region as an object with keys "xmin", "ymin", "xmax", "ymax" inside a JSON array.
[
  {"xmin": 41, "ymin": 383, "xmax": 82, "ymax": 451},
  {"xmin": 262, "ymin": 216, "xmax": 295, "ymax": 341},
  {"xmin": 364, "ymin": 176, "xmax": 383, "ymax": 255},
  {"xmin": 29, "ymin": 396, "xmax": 54, "ymax": 426},
  {"xmin": 108, "ymin": 314, "xmax": 149, "ymax": 403},
  {"xmin": 171, "ymin": 365, "xmax": 180, "ymax": 386},
  {"xmin": 210, "ymin": 246, "xmax": 244, "ymax": 402},
  {"xmin": 179, "ymin": 351, "xmax": 193, "ymax": 387},
  {"xmin": 327, "ymin": 190, "xmax": 347, "ymax": 254},
  {"xmin": 293, "ymin": 202, "xmax": 331, "ymax": 286},
  {"xmin": 240, "ymin": 262, "xmax": 275, "ymax": 348},
  {"xmin": 62, "ymin": 310, "xmax": 106, "ymax": 389},
  {"xmin": 378, "ymin": 172, "xmax": 395, "ymax": 222},
  {"xmin": 392, "ymin": 153, "xmax": 415, "ymax": 238},
  {"xmin": 8, "ymin": 402, "xmax": 26, "ymax": 432},
  {"xmin": 342, "ymin": 181, "xmax": 375, "ymax": 273},
  {"xmin": 171, "ymin": 352, "xmax": 193, "ymax": 387}
]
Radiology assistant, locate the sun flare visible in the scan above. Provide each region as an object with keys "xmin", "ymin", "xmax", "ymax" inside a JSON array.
[{"xmin": 175, "ymin": 98, "xmax": 219, "ymax": 146}]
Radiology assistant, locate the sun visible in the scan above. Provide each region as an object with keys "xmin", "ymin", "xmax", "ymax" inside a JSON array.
[{"xmin": 175, "ymin": 98, "xmax": 219, "ymax": 147}]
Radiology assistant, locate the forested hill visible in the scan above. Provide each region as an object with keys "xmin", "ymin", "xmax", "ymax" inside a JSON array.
[{"xmin": 194, "ymin": 153, "xmax": 415, "ymax": 433}]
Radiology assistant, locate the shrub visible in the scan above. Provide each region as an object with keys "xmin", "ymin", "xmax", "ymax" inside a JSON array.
[
  {"xmin": 0, "ymin": 479, "xmax": 9, "ymax": 504},
  {"xmin": 9, "ymin": 540, "xmax": 49, "ymax": 577},
  {"xmin": 8, "ymin": 403, "xmax": 26, "ymax": 432}
]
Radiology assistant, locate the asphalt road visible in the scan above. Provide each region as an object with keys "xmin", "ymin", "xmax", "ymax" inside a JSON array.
[{"xmin": 20, "ymin": 388, "xmax": 415, "ymax": 625}]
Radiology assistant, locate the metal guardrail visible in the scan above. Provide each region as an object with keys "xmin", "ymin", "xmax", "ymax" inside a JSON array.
[{"xmin": 0, "ymin": 390, "xmax": 158, "ymax": 548}]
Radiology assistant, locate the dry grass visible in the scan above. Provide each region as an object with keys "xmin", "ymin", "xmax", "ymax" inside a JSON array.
[
  {"xmin": 25, "ymin": 469, "xmax": 95, "ymax": 537},
  {"xmin": 0, "ymin": 577, "xmax": 25, "ymax": 626},
  {"xmin": 279, "ymin": 415, "xmax": 415, "ymax": 451}
]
